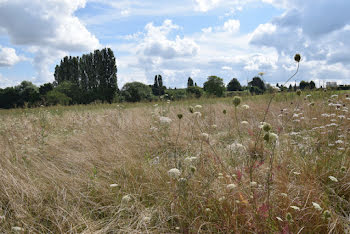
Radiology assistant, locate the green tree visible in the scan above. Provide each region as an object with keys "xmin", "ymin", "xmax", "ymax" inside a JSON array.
[
  {"xmin": 309, "ymin": 80, "xmax": 316, "ymax": 89},
  {"xmin": 187, "ymin": 86, "xmax": 203, "ymax": 98},
  {"xmin": 16, "ymin": 81, "xmax": 40, "ymax": 107},
  {"xmin": 299, "ymin": 81, "xmax": 310, "ymax": 90},
  {"xmin": 227, "ymin": 78, "xmax": 242, "ymax": 91},
  {"xmin": 121, "ymin": 82, "xmax": 153, "ymax": 102},
  {"xmin": 187, "ymin": 77, "xmax": 194, "ymax": 87},
  {"xmin": 248, "ymin": 76, "xmax": 266, "ymax": 94},
  {"xmin": 203, "ymin": 76, "xmax": 226, "ymax": 97},
  {"xmin": 45, "ymin": 90, "xmax": 71, "ymax": 106},
  {"xmin": 152, "ymin": 75, "xmax": 165, "ymax": 96}
]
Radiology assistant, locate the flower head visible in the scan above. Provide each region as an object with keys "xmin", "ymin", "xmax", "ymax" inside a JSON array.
[
  {"xmin": 159, "ymin": 116, "xmax": 172, "ymax": 124},
  {"xmin": 294, "ymin": 53, "xmax": 301, "ymax": 62},
  {"xmin": 312, "ymin": 202, "xmax": 322, "ymax": 211},
  {"xmin": 328, "ymin": 176, "xmax": 338, "ymax": 182},
  {"xmin": 168, "ymin": 168, "xmax": 181, "ymax": 179},
  {"xmin": 122, "ymin": 195, "xmax": 132, "ymax": 204},
  {"xmin": 226, "ymin": 183, "xmax": 237, "ymax": 191},
  {"xmin": 233, "ymin": 96, "xmax": 242, "ymax": 107}
]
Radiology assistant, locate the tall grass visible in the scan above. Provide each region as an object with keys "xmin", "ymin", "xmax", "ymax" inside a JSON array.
[{"xmin": 0, "ymin": 90, "xmax": 349, "ymax": 233}]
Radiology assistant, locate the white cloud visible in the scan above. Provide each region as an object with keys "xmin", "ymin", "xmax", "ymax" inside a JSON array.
[
  {"xmin": 0, "ymin": 0, "xmax": 100, "ymax": 83},
  {"xmin": 194, "ymin": 0, "xmax": 222, "ymax": 12},
  {"xmin": 138, "ymin": 20, "xmax": 199, "ymax": 60},
  {"xmin": 223, "ymin": 19, "xmax": 240, "ymax": 33},
  {"xmin": 0, "ymin": 46, "xmax": 22, "ymax": 67}
]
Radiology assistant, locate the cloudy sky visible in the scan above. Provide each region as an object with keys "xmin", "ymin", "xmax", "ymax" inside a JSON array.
[{"xmin": 0, "ymin": 0, "xmax": 350, "ymax": 88}]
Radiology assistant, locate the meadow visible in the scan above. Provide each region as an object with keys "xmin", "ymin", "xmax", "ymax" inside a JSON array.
[{"xmin": 0, "ymin": 90, "xmax": 349, "ymax": 233}]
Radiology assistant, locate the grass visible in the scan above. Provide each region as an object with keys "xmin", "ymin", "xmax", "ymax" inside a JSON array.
[{"xmin": 0, "ymin": 90, "xmax": 350, "ymax": 233}]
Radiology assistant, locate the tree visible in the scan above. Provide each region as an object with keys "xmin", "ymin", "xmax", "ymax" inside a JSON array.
[
  {"xmin": 0, "ymin": 87, "xmax": 21, "ymax": 109},
  {"xmin": 249, "ymin": 77, "xmax": 266, "ymax": 91},
  {"xmin": 227, "ymin": 78, "xmax": 242, "ymax": 91},
  {"xmin": 121, "ymin": 82, "xmax": 153, "ymax": 102},
  {"xmin": 39, "ymin": 83, "xmax": 54, "ymax": 96},
  {"xmin": 288, "ymin": 84, "xmax": 293, "ymax": 91},
  {"xmin": 54, "ymin": 48, "xmax": 118, "ymax": 104},
  {"xmin": 187, "ymin": 77, "xmax": 194, "ymax": 87},
  {"xmin": 45, "ymin": 90, "xmax": 71, "ymax": 106},
  {"xmin": 309, "ymin": 80, "xmax": 316, "ymax": 89},
  {"xmin": 152, "ymin": 75, "xmax": 165, "ymax": 96},
  {"xmin": 187, "ymin": 86, "xmax": 203, "ymax": 98},
  {"xmin": 299, "ymin": 81, "xmax": 309, "ymax": 90},
  {"xmin": 203, "ymin": 76, "xmax": 226, "ymax": 97},
  {"xmin": 16, "ymin": 81, "xmax": 40, "ymax": 107}
]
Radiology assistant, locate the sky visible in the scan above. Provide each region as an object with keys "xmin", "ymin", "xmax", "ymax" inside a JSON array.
[{"xmin": 1, "ymin": 0, "xmax": 350, "ymax": 89}]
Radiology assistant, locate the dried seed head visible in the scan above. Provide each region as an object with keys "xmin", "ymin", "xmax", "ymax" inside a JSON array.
[{"xmin": 294, "ymin": 53, "xmax": 301, "ymax": 62}]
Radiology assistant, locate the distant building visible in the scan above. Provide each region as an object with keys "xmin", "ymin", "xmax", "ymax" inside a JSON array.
[{"xmin": 326, "ymin": 82, "xmax": 337, "ymax": 88}]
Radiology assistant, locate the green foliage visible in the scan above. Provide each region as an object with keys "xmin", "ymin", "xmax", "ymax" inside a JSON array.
[
  {"xmin": 248, "ymin": 77, "xmax": 266, "ymax": 94},
  {"xmin": 152, "ymin": 75, "xmax": 166, "ymax": 96},
  {"xmin": 187, "ymin": 77, "xmax": 194, "ymax": 87},
  {"xmin": 45, "ymin": 90, "xmax": 71, "ymax": 106},
  {"xmin": 203, "ymin": 76, "xmax": 226, "ymax": 97},
  {"xmin": 54, "ymin": 48, "xmax": 118, "ymax": 104},
  {"xmin": 121, "ymin": 82, "xmax": 153, "ymax": 102},
  {"xmin": 227, "ymin": 78, "xmax": 242, "ymax": 91},
  {"xmin": 186, "ymin": 86, "xmax": 203, "ymax": 98},
  {"xmin": 165, "ymin": 89, "xmax": 187, "ymax": 100}
]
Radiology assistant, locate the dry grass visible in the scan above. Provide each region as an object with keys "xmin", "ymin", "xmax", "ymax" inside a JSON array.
[{"xmin": 0, "ymin": 91, "xmax": 350, "ymax": 233}]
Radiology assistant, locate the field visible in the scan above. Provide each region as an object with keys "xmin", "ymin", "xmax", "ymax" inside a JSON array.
[{"xmin": 0, "ymin": 90, "xmax": 350, "ymax": 233}]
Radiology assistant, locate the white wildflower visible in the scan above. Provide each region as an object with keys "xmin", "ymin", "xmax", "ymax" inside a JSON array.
[
  {"xmin": 328, "ymin": 176, "xmax": 338, "ymax": 182},
  {"xmin": 276, "ymin": 217, "xmax": 283, "ymax": 222},
  {"xmin": 218, "ymin": 196, "xmax": 226, "ymax": 202},
  {"xmin": 110, "ymin": 184, "xmax": 120, "ymax": 188},
  {"xmin": 143, "ymin": 216, "xmax": 151, "ymax": 223},
  {"xmin": 242, "ymin": 104, "xmax": 250, "ymax": 109},
  {"xmin": 321, "ymin": 113, "xmax": 330, "ymax": 117},
  {"xmin": 293, "ymin": 171, "xmax": 301, "ymax": 175},
  {"xmin": 195, "ymin": 105, "xmax": 202, "ymax": 109},
  {"xmin": 331, "ymin": 94, "xmax": 338, "ymax": 98},
  {"xmin": 194, "ymin": 112, "xmax": 202, "ymax": 118},
  {"xmin": 201, "ymin": 133, "xmax": 209, "ymax": 142},
  {"xmin": 269, "ymin": 132, "xmax": 278, "ymax": 142},
  {"xmin": 122, "ymin": 195, "xmax": 132, "ymax": 203},
  {"xmin": 293, "ymin": 113, "xmax": 299, "ymax": 118},
  {"xmin": 335, "ymin": 140, "xmax": 344, "ymax": 144},
  {"xmin": 159, "ymin": 116, "xmax": 172, "ymax": 124},
  {"xmin": 11, "ymin": 227, "xmax": 24, "ymax": 232},
  {"xmin": 290, "ymin": 206, "xmax": 300, "ymax": 211},
  {"xmin": 211, "ymin": 124, "xmax": 217, "ymax": 129},
  {"xmin": 337, "ymin": 147, "xmax": 345, "ymax": 151},
  {"xmin": 338, "ymin": 115, "xmax": 345, "ymax": 119},
  {"xmin": 280, "ymin": 193, "xmax": 288, "ymax": 198},
  {"xmin": 168, "ymin": 168, "xmax": 181, "ymax": 179},
  {"xmin": 241, "ymin": 120, "xmax": 249, "ymax": 125},
  {"xmin": 312, "ymin": 202, "xmax": 322, "ymax": 211},
  {"xmin": 184, "ymin": 157, "xmax": 197, "ymax": 165},
  {"xmin": 227, "ymin": 142, "xmax": 245, "ymax": 152},
  {"xmin": 226, "ymin": 184, "xmax": 237, "ymax": 191},
  {"xmin": 250, "ymin": 181, "xmax": 258, "ymax": 187},
  {"xmin": 205, "ymin": 208, "xmax": 212, "ymax": 213}
]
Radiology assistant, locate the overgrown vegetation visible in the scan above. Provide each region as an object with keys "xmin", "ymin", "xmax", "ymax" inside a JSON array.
[{"xmin": 0, "ymin": 87, "xmax": 349, "ymax": 232}]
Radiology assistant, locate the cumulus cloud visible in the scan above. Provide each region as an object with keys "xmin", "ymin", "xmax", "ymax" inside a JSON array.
[
  {"xmin": 194, "ymin": 0, "xmax": 222, "ymax": 12},
  {"xmin": 0, "ymin": 46, "xmax": 22, "ymax": 67},
  {"xmin": 139, "ymin": 20, "xmax": 199, "ymax": 59},
  {"xmin": 223, "ymin": 19, "xmax": 240, "ymax": 33},
  {"xmin": 0, "ymin": 0, "xmax": 100, "ymax": 82}
]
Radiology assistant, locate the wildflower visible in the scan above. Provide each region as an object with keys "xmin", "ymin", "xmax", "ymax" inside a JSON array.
[
  {"xmin": 143, "ymin": 216, "xmax": 151, "ymax": 223},
  {"xmin": 337, "ymin": 147, "xmax": 345, "ymax": 151},
  {"xmin": 168, "ymin": 168, "xmax": 181, "ymax": 179},
  {"xmin": 205, "ymin": 208, "xmax": 212, "ymax": 213},
  {"xmin": 219, "ymin": 196, "xmax": 226, "ymax": 202},
  {"xmin": 328, "ymin": 176, "xmax": 338, "ymax": 182},
  {"xmin": 286, "ymin": 212, "xmax": 293, "ymax": 222},
  {"xmin": 159, "ymin": 116, "xmax": 172, "ymax": 124},
  {"xmin": 226, "ymin": 183, "xmax": 237, "ymax": 191},
  {"xmin": 189, "ymin": 106, "xmax": 194, "ymax": 113},
  {"xmin": 331, "ymin": 94, "xmax": 338, "ymax": 98},
  {"xmin": 153, "ymin": 104, "xmax": 158, "ymax": 107},
  {"xmin": 242, "ymin": 104, "xmax": 249, "ymax": 109},
  {"xmin": 233, "ymin": 96, "xmax": 242, "ymax": 107},
  {"xmin": 338, "ymin": 115, "xmax": 345, "ymax": 119},
  {"xmin": 335, "ymin": 140, "xmax": 344, "ymax": 144},
  {"xmin": 201, "ymin": 133, "xmax": 209, "ymax": 142},
  {"xmin": 290, "ymin": 206, "xmax": 300, "ymax": 211},
  {"xmin": 250, "ymin": 181, "xmax": 258, "ymax": 187},
  {"xmin": 184, "ymin": 156, "xmax": 197, "ymax": 165},
  {"xmin": 262, "ymin": 123, "xmax": 272, "ymax": 132},
  {"xmin": 195, "ymin": 105, "xmax": 202, "ymax": 109},
  {"xmin": 306, "ymin": 94, "xmax": 311, "ymax": 98},
  {"xmin": 110, "ymin": 184, "xmax": 120, "ymax": 188},
  {"xmin": 276, "ymin": 217, "xmax": 283, "ymax": 222},
  {"xmin": 194, "ymin": 112, "xmax": 202, "ymax": 118},
  {"xmin": 294, "ymin": 53, "xmax": 301, "ymax": 62},
  {"xmin": 122, "ymin": 195, "xmax": 132, "ymax": 203},
  {"xmin": 296, "ymin": 89, "xmax": 302, "ymax": 96},
  {"xmin": 177, "ymin": 114, "xmax": 183, "ymax": 119},
  {"xmin": 211, "ymin": 124, "xmax": 217, "ymax": 129},
  {"xmin": 190, "ymin": 166, "xmax": 196, "ymax": 173},
  {"xmin": 223, "ymin": 109, "xmax": 227, "ymax": 114},
  {"xmin": 341, "ymin": 166, "xmax": 346, "ymax": 172},
  {"xmin": 312, "ymin": 202, "xmax": 322, "ymax": 211},
  {"xmin": 227, "ymin": 142, "xmax": 245, "ymax": 152},
  {"xmin": 11, "ymin": 227, "xmax": 24, "ymax": 232},
  {"xmin": 280, "ymin": 193, "xmax": 288, "ymax": 198},
  {"xmin": 323, "ymin": 210, "xmax": 331, "ymax": 219},
  {"xmin": 241, "ymin": 121, "xmax": 249, "ymax": 125},
  {"xmin": 293, "ymin": 113, "xmax": 299, "ymax": 118},
  {"xmin": 269, "ymin": 133, "xmax": 278, "ymax": 142}
]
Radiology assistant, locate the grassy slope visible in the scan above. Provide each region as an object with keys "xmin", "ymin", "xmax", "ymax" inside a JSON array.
[{"xmin": 0, "ymin": 90, "xmax": 349, "ymax": 233}]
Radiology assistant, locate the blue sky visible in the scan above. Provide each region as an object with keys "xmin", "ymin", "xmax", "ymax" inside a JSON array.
[{"xmin": 1, "ymin": 0, "xmax": 350, "ymax": 88}]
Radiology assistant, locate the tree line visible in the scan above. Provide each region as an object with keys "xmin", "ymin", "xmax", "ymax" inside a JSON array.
[{"xmin": 0, "ymin": 48, "xmax": 343, "ymax": 109}]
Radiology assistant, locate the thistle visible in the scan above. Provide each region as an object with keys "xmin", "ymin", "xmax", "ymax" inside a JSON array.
[
  {"xmin": 294, "ymin": 53, "xmax": 301, "ymax": 62},
  {"xmin": 233, "ymin": 96, "xmax": 241, "ymax": 107},
  {"xmin": 177, "ymin": 114, "xmax": 183, "ymax": 119}
]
